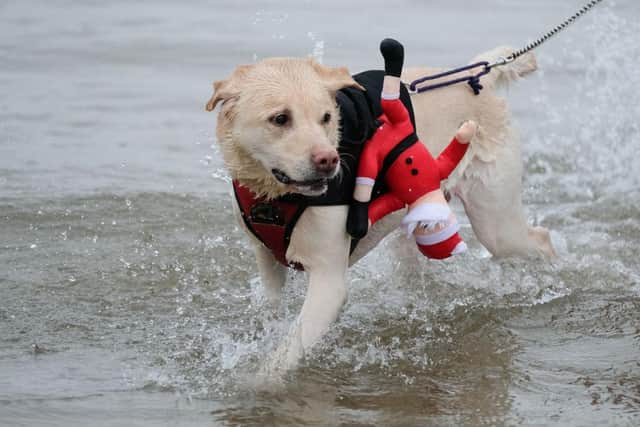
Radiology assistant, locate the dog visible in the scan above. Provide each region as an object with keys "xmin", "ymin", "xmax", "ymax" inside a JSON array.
[{"xmin": 205, "ymin": 46, "xmax": 555, "ymax": 371}]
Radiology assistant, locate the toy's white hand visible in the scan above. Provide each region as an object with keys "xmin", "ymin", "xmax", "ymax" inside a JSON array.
[{"xmin": 455, "ymin": 120, "xmax": 478, "ymax": 144}]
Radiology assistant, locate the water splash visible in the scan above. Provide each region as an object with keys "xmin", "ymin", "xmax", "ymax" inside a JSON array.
[{"xmin": 307, "ymin": 32, "xmax": 325, "ymax": 64}]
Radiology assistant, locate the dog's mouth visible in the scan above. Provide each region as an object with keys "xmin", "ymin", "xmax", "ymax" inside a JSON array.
[{"xmin": 271, "ymin": 168, "xmax": 331, "ymax": 194}]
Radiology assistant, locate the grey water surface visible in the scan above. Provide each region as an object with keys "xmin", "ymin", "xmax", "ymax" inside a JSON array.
[{"xmin": 1, "ymin": 0, "xmax": 639, "ymax": 426}]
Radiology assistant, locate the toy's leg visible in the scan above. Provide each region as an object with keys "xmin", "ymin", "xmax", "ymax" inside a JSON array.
[
  {"xmin": 348, "ymin": 38, "xmax": 409, "ymax": 240},
  {"xmin": 401, "ymin": 190, "xmax": 467, "ymax": 259},
  {"xmin": 380, "ymin": 39, "xmax": 412, "ymax": 125}
]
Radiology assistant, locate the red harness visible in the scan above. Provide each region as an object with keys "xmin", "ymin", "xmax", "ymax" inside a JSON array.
[{"xmin": 233, "ymin": 180, "xmax": 306, "ymax": 270}]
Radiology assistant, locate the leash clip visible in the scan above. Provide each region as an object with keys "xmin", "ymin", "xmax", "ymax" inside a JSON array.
[{"xmin": 486, "ymin": 55, "xmax": 516, "ymax": 70}]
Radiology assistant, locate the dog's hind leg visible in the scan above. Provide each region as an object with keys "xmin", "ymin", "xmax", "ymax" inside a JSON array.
[
  {"xmin": 528, "ymin": 225, "xmax": 556, "ymax": 258},
  {"xmin": 454, "ymin": 135, "xmax": 556, "ymax": 258},
  {"xmin": 451, "ymin": 47, "xmax": 555, "ymax": 258},
  {"xmin": 254, "ymin": 244, "xmax": 287, "ymax": 303}
]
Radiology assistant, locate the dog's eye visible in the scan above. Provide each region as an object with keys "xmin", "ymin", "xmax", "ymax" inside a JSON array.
[
  {"xmin": 270, "ymin": 113, "xmax": 290, "ymax": 127},
  {"xmin": 322, "ymin": 112, "xmax": 331, "ymax": 124}
]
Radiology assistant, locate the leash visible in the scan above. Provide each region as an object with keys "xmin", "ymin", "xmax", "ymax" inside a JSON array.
[{"xmin": 407, "ymin": 0, "xmax": 605, "ymax": 95}]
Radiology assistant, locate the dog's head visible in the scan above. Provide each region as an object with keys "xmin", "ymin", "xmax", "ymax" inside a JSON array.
[{"xmin": 206, "ymin": 58, "xmax": 364, "ymax": 198}]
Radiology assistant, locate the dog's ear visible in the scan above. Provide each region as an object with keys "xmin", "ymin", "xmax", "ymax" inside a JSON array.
[
  {"xmin": 309, "ymin": 60, "xmax": 365, "ymax": 92},
  {"xmin": 205, "ymin": 65, "xmax": 252, "ymax": 112},
  {"xmin": 205, "ymin": 80, "xmax": 232, "ymax": 112}
]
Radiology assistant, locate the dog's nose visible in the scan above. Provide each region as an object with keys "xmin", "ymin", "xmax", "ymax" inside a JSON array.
[{"xmin": 311, "ymin": 147, "xmax": 339, "ymax": 173}]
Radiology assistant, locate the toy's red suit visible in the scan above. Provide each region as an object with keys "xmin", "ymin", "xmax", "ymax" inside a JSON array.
[
  {"xmin": 346, "ymin": 38, "xmax": 475, "ymax": 259},
  {"xmin": 355, "ymin": 97, "xmax": 470, "ymax": 259}
]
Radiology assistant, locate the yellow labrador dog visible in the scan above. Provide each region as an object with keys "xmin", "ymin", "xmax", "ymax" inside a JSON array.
[{"xmin": 206, "ymin": 46, "xmax": 554, "ymax": 371}]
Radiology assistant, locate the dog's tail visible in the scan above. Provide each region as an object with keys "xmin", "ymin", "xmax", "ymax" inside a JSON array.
[{"xmin": 472, "ymin": 46, "xmax": 537, "ymax": 89}]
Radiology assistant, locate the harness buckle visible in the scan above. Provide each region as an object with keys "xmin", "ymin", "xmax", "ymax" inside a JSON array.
[{"xmin": 404, "ymin": 82, "xmax": 418, "ymax": 95}]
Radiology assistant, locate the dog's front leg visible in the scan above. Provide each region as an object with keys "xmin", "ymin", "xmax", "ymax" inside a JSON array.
[
  {"xmin": 231, "ymin": 195, "xmax": 287, "ymax": 303},
  {"xmin": 297, "ymin": 263, "xmax": 348, "ymax": 350},
  {"xmin": 266, "ymin": 206, "xmax": 350, "ymax": 372},
  {"xmin": 254, "ymin": 243, "xmax": 287, "ymax": 304}
]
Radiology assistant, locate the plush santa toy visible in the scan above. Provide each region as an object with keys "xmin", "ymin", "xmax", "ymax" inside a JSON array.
[{"xmin": 346, "ymin": 38, "xmax": 478, "ymax": 259}]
